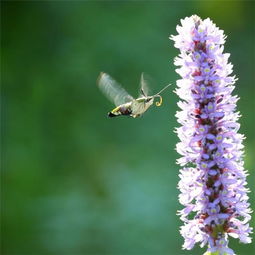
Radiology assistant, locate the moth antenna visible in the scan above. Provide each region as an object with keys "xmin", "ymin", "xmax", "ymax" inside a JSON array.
[{"xmin": 155, "ymin": 83, "xmax": 172, "ymax": 96}]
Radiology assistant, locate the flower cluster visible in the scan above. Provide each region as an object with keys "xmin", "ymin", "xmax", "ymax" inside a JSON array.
[{"xmin": 171, "ymin": 15, "xmax": 252, "ymax": 254}]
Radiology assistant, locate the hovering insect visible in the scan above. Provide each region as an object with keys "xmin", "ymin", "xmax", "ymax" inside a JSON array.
[{"xmin": 97, "ymin": 72, "xmax": 171, "ymax": 118}]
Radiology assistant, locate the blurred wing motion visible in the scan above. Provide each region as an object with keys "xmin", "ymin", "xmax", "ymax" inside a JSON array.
[
  {"xmin": 139, "ymin": 72, "xmax": 150, "ymax": 97},
  {"xmin": 97, "ymin": 72, "xmax": 134, "ymax": 106}
]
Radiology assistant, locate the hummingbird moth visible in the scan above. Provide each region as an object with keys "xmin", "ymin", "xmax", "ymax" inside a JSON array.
[{"xmin": 97, "ymin": 72, "xmax": 171, "ymax": 118}]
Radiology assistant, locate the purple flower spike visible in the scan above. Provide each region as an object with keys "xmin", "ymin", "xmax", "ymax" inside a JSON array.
[{"xmin": 171, "ymin": 15, "xmax": 252, "ymax": 254}]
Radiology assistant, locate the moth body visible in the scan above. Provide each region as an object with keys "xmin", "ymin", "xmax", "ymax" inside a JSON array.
[
  {"xmin": 108, "ymin": 102, "xmax": 132, "ymax": 117},
  {"xmin": 97, "ymin": 72, "xmax": 170, "ymax": 118},
  {"xmin": 130, "ymin": 96, "xmax": 154, "ymax": 118},
  {"xmin": 108, "ymin": 96, "xmax": 154, "ymax": 118}
]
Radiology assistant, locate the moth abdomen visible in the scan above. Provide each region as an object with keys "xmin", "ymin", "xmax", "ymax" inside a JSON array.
[
  {"xmin": 120, "ymin": 106, "xmax": 132, "ymax": 115},
  {"xmin": 108, "ymin": 105, "xmax": 132, "ymax": 118},
  {"xmin": 108, "ymin": 112, "xmax": 118, "ymax": 117}
]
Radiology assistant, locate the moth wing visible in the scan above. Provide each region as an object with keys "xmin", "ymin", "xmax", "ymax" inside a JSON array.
[
  {"xmin": 139, "ymin": 72, "xmax": 151, "ymax": 97},
  {"xmin": 97, "ymin": 72, "xmax": 134, "ymax": 106}
]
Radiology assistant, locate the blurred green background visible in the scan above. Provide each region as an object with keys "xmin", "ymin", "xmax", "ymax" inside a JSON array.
[{"xmin": 2, "ymin": 1, "xmax": 254, "ymax": 255}]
